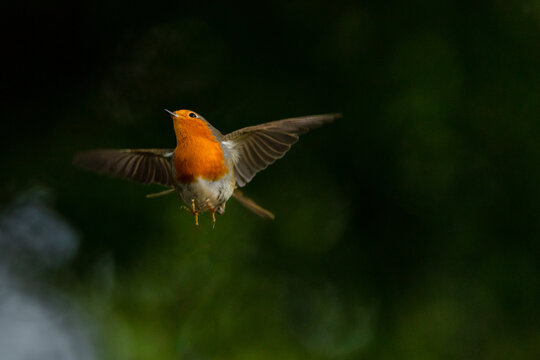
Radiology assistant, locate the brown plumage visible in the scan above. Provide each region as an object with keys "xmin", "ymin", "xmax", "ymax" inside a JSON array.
[
  {"xmin": 74, "ymin": 149, "xmax": 175, "ymax": 186},
  {"xmin": 223, "ymin": 113, "xmax": 340, "ymax": 186}
]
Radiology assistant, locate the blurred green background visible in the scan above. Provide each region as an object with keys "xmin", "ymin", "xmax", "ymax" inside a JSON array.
[{"xmin": 1, "ymin": 0, "xmax": 540, "ymax": 359}]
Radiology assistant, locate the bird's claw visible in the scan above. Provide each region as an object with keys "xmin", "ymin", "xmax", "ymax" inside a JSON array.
[
  {"xmin": 182, "ymin": 199, "xmax": 198, "ymax": 226},
  {"xmin": 192, "ymin": 199, "xmax": 199, "ymax": 226},
  {"xmin": 206, "ymin": 199, "xmax": 217, "ymax": 229},
  {"xmin": 182, "ymin": 199, "xmax": 217, "ymax": 227}
]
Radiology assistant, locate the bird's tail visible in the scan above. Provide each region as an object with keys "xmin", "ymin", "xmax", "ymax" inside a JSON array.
[{"xmin": 232, "ymin": 190, "xmax": 275, "ymax": 219}]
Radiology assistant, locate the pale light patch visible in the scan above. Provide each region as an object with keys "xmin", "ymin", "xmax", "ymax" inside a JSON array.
[{"xmin": 222, "ymin": 140, "xmax": 240, "ymax": 163}]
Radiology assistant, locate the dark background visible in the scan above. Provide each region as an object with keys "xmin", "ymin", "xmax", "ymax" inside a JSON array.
[{"xmin": 1, "ymin": 1, "xmax": 539, "ymax": 358}]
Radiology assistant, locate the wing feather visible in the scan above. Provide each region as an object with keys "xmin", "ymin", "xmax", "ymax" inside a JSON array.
[
  {"xmin": 74, "ymin": 149, "xmax": 175, "ymax": 187},
  {"xmin": 224, "ymin": 113, "xmax": 340, "ymax": 187}
]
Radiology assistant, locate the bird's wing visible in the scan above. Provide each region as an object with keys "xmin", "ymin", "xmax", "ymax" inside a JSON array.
[
  {"xmin": 73, "ymin": 149, "xmax": 175, "ymax": 187},
  {"xmin": 222, "ymin": 113, "xmax": 340, "ymax": 187},
  {"xmin": 232, "ymin": 189, "xmax": 274, "ymax": 219}
]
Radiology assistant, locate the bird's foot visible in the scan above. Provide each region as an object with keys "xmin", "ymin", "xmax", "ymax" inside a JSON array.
[
  {"xmin": 206, "ymin": 199, "xmax": 217, "ymax": 229},
  {"xmin": 181, "ymin": 199, "xmax": 199, "ymax": 226},
  {"xmin": 192, "ymin": 199, "xmax": 199, "ymax": 226}
]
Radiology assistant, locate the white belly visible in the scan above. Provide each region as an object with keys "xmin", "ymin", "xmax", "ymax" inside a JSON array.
[{"xmin": 176, "ymin": 173, "xmax": 235, "ymax": 213}]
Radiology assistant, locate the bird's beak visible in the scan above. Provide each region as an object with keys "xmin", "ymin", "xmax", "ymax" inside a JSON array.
[{"xmin": 164, "ymin": 109, "xmax": 179, "ymax": 117}]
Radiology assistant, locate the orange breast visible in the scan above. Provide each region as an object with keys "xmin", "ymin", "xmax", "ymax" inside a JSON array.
[{"xmin": 173, "ymin": 116, "xmax": 229, "ymax": 184}]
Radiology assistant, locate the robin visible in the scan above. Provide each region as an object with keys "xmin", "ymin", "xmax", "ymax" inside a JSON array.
[{"xmin": 74, "ymin": 109, "xmax": 340, "ymax": 226}]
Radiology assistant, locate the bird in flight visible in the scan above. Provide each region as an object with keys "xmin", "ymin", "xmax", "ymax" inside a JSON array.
[{"xmin": 74, "ymin": 109, "xmax": 340, "ymax": 226}]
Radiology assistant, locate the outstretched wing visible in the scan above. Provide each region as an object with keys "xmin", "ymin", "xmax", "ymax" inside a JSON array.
[
  {"xmin": 223, "ymin": 113, "xmax": 340, "ymax": 187},
  {"xmin": 74, "ymin": 149, "xmax": 175, "ymax": 186}
]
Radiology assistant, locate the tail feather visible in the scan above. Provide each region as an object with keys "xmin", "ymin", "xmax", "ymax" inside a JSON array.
[{"xmin": 232, "ymin": 190, "xmax": 275, "ymax": 219}]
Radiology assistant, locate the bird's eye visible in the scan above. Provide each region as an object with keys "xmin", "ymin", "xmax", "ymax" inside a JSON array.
[{"xmin": 189, "ymin": 112, "xmax": 197, "ymax": 118}]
